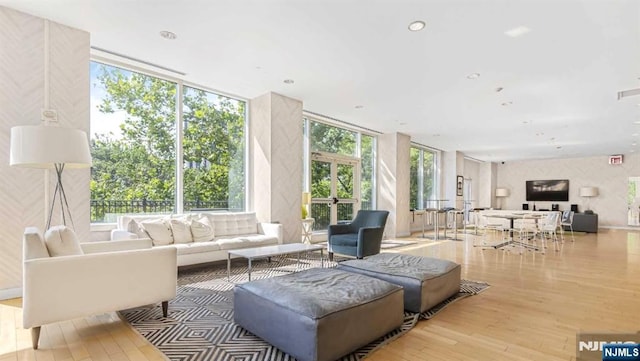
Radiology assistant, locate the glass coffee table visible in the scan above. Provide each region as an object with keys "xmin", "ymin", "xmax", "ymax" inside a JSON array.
[{"xmin": 227, "ymin": 243, "xmax": 325, "ymax": 281}]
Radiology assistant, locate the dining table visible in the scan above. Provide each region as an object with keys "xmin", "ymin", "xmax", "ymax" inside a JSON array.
[{"xmin": 482, "ymin": 212, "xmax": 545, "ymax": 251}]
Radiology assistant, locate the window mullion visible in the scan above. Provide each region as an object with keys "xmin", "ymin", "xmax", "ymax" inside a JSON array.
[
  {"xmin": 418, "ymin": 150, "xmax": 424, "ymax": 208},
  {"xmin": 175, "ymin": 81, "xmax": 184, "ymax": 214}
]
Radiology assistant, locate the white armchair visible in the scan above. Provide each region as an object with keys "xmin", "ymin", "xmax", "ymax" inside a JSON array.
[{"xmin": 23, "ymin": 227, "xmax": 177, "ymax": 349}]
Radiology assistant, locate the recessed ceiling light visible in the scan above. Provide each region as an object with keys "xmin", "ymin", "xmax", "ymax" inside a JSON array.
[
  {"xmin": 634, "ymin": 121, "xmax": 640, "ymax": 124},
  {"xmin": 355, "ymin": 105, "xmax": 364, "ymax": 109},
  {"xmin": 408, "ymin": 20, "xmax": 426, "ymax": 32},
  {"xmin": 633, "ymin": 133, "xmax": 639, "ymax": 136},
  {"xmin": 283, "ymin": 79, "xmax": 294, "ymax": 84},
  {"xmin": 631, "ymin": 150, "xmax": 636, "ymax": 153},
  {"xmin": 466, "ymin": 73, "xmax": 480, "ymax": 80},
  {"xmin": 159, "ymin": 30, "xmax": 177, "ymax": 40},
  {"xmin": 633, "ymin": 142, "xmax": 637, "ymax": 146},
  {"xmin": 504, "ymin": 26, "xmax": 531, "ymax": 38}
]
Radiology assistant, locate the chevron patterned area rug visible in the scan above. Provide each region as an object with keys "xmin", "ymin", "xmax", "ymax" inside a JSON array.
[{"xmin": 119, "ymin": 253, "xmax": 489, "ymax": 361}]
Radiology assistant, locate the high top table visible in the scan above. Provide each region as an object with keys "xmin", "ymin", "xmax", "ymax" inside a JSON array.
[{"xmin": 424, "ymin": 199, "xmax": 449, "ymax": 241}]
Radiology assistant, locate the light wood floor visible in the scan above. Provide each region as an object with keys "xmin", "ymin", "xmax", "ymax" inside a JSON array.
[{"xmin": 2, "ymin": 229, "xmax": 639, "ymax": 361}]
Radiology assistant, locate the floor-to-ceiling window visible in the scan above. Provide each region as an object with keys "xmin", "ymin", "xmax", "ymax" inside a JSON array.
[
  {"xmin": 89, "ymin": 61, "xmax": 246, "ymax": 222},
  {"xmin": 360, "ymin": 134, "xmax": 375, "ymax": 210},
  {"xmin": 410, "ymin": 145, "xmax": 437, "ymax": 209},
  {"xmin": 182, "ymin": 86, "xmax": 245, "ymax": 212}
]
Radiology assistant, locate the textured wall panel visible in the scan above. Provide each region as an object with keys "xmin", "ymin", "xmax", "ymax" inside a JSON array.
[
  {"xmin": 497, "ymin": 155, "xmax": 640, "ymax": 227},
  {"xmin": 249, "ymin": 93, "xmax": 272, "ymax": 220},
  {"xmin": 48, "ymin": 21, "xmax": 90, "ymax": 241},
  {"xmin": 270, "ymin": 94, "xmax": 303, "ymax": 242},
  {"xmin": 395, "ymin": 133, "xmax": 411, "ymax": 237},
  {"xmin": 0, "ymin": 6, "xmax": 89, "ymax": 294},
  {"xmin": 0, "ymin": 7, "xmax": 46, "ymax": 292},
  {"xmin": 250, "ymin": 93, "xmax": 303, "ymax": 243},
  {"xmin": 378, "ymin": 132, "xmax": 410, "ymax": 238}
]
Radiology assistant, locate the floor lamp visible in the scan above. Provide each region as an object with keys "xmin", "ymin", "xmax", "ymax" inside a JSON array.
[{"xmin": 10, "ymin": 125, "xmax": 92, "ymax": 230}]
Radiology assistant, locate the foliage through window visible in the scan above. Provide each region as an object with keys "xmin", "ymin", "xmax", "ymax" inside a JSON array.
[
  {"xmin": 360, "ymin": 135, "xmax": 374, "ymax": 210},
  {"xmin": 182, "ymin": 86, "xmax": 245, "ymax": 212},
  {"xmin": 306, "ymin": 119, "xmax": 375, "ymax": 230},
  {"xmin": 410, "ymin": 146, "xmax": 436, "ymax": 209},
  {"xmin": 309, "ymin": 121, "xmax": 356, "ymax": 156},
  {"xmin": 89, "ymin": 62, "xmax": 246, "ymax": 222}
]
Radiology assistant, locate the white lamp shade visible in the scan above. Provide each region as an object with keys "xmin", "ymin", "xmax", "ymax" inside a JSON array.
[
  {"xmin": 495, "ymin": 188, "xmax": 510, "ymax": 197},
  {"xmin": 10, "ymin": 125, "xmax": 92, "ymax": 169},
  {"xmin": 579, "ymin": 187, "xmax": 599, "ymax": 197}
]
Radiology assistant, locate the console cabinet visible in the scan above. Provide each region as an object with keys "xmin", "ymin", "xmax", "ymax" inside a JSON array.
[{"xmin": 571, "ymin": 213, "xmax": 598, "ymax": 233}]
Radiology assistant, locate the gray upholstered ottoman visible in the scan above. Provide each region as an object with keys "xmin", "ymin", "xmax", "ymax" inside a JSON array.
[
  {"xmin": 337, "ymin": 253, "xmax": 461, "ymax": 313},
  {"xmin": 233, "ymin": 268, "xmax": 404, "ymax": 361}
]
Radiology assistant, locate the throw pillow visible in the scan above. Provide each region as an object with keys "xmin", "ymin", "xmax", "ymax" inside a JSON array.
[
  {"xmin": 170, "ymin": 217, "xmax": 193, "ymax": 244},
  {"xmin": 191, "ymin": 215, "xmax": 215, "ymax": 242},
  {"xmin": 127, "ymin": 219, "xmax": 149, "ymax": 239},
  {"xmin": 140, "ymin": 218, "xmax": 174, "ymax": 246},
  {"xmin": 43, "ymin": 225, "xmax": 84, "ymax": 257},
  {"xmin": 24, "ymin": 229, "xmax": 50, "ymax": 260}
]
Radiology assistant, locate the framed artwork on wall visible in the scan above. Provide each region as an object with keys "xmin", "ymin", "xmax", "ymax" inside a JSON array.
[{"xmin": 456, "ymin": 175, "xmax": 464, "ymax": 196}]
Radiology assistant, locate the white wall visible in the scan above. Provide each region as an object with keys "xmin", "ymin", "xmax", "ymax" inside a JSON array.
[
  {"xmin": 442, "ymin": 151, "xmax": 465, "ymax": 209},
  {"xmin": 0, "ymin": 6, "xmax": 89, "ymax": 298},
  {"xmin": 463, "ymin": 158, "xmax": 480, "ymax": 209},
  {"xmin": 497, "ymin": 154, "xmax": 640, "ymax": 227}
]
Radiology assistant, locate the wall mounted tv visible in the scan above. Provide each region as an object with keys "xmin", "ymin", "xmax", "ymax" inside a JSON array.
[{"xmin": 526, "ymin": 179, "xmax": 569, "ymax": 202}]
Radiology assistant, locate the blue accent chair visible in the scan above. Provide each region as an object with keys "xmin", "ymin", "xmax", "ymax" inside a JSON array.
[{"xmin": 328, "ymin": 210, "xmax": 389, "ymax": 260}]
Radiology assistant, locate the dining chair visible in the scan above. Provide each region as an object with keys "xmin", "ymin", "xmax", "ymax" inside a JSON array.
[
  {"xmin": 512, "ymin": 214, "xmax": 539, "ymax": 253},
  {"xmin": 537, "ymin": 212, "xmax": 561, "ymax": 252},
  {"xmin": 560, "ymin": 210, "xmax": 575, "ymax": 242},
  {"xmin": 475, "ymin": 213, "xmax": 506, "ymax": 246}
]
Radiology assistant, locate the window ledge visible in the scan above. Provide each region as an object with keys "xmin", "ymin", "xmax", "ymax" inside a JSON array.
[{"xmin": 90, "ymin": 223, "xmax": 117, "ymax": 232}]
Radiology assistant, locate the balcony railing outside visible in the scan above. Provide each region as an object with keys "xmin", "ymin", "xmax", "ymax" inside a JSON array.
[
  {"xmin": 311, "ymin": 201, "xmax": 371, "ymax": 231},
  {"xmin": 90, "ymin": 200, "xmax": 240, "ymax": 223},
  {"xmin": 91, "ymin": 199, "xmax": 372, "ymax": 225}
]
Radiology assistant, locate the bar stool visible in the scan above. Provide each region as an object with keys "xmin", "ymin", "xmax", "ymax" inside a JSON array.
[
  {"xmin": 412, "ymin": 209, "xmax": 427, "ymax": 238},
  {"xmin": 447, "ymin": 209, "xmax": 464, "ymax": 241},
  {"xmin": 423, "ymin": 208, "xmax": 439, "ymax": 240}
]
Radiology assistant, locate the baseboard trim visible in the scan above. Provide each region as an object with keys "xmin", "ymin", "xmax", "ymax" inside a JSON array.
[
  {"xmin": 0, "ymin": 287, "xmax": 22, "ymax": 301},
  {"xmin": 600, "ymin": 225, "xmax": 640, "ymax": 231}
]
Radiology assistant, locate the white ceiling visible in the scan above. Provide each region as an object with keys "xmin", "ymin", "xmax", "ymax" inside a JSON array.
[{"xmin": 2, "ymin": 0, "xmax": 640, "ymax": 162}]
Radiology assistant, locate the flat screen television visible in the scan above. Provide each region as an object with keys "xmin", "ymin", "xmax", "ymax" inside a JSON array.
[{"xmin": 526, "ymin": 179, "xmax": 569, "ymax": 202}]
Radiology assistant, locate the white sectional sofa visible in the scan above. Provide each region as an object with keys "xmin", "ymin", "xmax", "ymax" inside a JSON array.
[{"xmin": 111, "ymin": 212, "xmax": 283, "ymax": 266}]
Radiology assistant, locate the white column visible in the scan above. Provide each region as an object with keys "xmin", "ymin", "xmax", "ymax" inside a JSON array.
[
  {"xmin": 249, "ymin": 92, "xmax": 303, "ymax": 243},
  {"xmin": 377, "ymin": 132, "xmax": 411, "ymax": 238}
]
